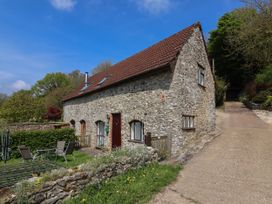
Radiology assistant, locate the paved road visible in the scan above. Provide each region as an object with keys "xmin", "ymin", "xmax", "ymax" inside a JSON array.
[{"xmin": 151, "ymin": 102, "xmax": 272, "ymax": 204}]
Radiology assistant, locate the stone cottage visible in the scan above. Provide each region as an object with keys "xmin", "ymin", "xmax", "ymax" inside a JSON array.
[{"xmin": 63, "ymin": 22, "xmax": 215, "ymax": 157}]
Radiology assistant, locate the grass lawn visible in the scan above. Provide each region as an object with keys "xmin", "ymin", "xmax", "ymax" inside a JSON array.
[
  {"xmin": 64, "ymin": 163, "xmax": 181, "ymax": 204},
  {"xmin": 0, "ymin": 151, "xmax": 92, "ymax": 188}
]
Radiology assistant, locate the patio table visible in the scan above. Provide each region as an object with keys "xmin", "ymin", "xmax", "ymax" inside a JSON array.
[{"xmin": 35, "ymin": 148, "xmax": 56, "ymax": 159}]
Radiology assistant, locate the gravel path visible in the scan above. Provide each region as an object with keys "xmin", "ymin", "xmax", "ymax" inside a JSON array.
[{"xmin": 150, "ymin": 102, "xmax": 272, "ymax": 204}]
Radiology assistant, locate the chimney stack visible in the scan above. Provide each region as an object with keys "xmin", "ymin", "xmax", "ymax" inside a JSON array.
[{"xmin": 85, "ymin": 72, "xmax": 89, "ymax": 86}]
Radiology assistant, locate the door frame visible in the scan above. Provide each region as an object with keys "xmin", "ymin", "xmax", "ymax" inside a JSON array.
[{"xmin": 111, "ymin": 113, "xmax": 122, "ymax": 149}]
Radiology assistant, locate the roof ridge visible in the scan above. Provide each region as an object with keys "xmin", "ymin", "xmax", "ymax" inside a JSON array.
[{"xmin": 64, "ymin": 22, "xmax": 201, "ymax": 102}]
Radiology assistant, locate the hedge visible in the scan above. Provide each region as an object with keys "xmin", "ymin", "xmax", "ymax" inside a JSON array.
[{"xmin": 10, "ymin": 128, "xmax": 76, "ymax": 158}]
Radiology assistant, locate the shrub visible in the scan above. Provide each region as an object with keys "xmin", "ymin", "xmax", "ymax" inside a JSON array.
[
  {"xmin": 261, "ymin": 96, "xmax": 272, "ymax": 110},
  {"xmin": 215, "ymin": 77, "xmax": 227, "ymax": 107},
  {"xmin": 252, "ymin": 89, "xmax": 272, "ymax": 103},
  {"xmin": 10, "ymin": 128, "xmax": 76, "ymax": 158},
  {"xmin": 256, "ymin": 65, "xmax": 272, "ymax": 87}
]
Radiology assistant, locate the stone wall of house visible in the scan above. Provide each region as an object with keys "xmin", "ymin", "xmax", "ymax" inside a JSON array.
[
  {"xmin": 63, "ymin": 69, "xmax": 173, "ymax": 150},
  {"xmin": 5, "ymin": 147, "xmax": 158, "ymax": 204},
  {"xmin": 8, "ymin": 123, "xmax": 70, "ymax": 132},
  {"xmin": 167, "ymin": 27, "xmax": 216, "ymax": 156},
  {"xmin": 63, "ymin": 27, "xmax": 215, "ymax": 157}
]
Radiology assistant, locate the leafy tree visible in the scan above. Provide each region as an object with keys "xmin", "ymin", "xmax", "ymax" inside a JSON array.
[
  {"xmin": 255, "ymin": 65, "xmax": 272, "ymax": 86},
  {"xmin": 0, "ymin": 93, "xmax": 8, "ymax": 107},
  {"xmin": 92, "ymin": 60, "xmax": 112, "ymax": 75},
  {"xmin": 67, "ymin": 70, "xmax": 85, "ymax": 89},
  {"xmin": 0, "ymin": 90, "xmax": 46, "ymax": 123},
  {"xmin": 208, "ymin": 11, "xmax": 247, "ymax": 91},
  {"xmin": 31, "ymin": 73, "xmax": 70, "ymax": 97}
]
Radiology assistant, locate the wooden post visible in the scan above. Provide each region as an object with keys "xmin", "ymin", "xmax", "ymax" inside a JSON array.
[{"xmin": 145, "ymin": 132, "xmax": 152, "ymax": 146}]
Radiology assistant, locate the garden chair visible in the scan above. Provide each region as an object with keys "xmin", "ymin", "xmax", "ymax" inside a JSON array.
[
  {"xmin": 55, "ymin": 141, "xmax": 66, "ymax": 154},
  {"xmin": 55, "ymin": 141, "xmax": 75, "ymax": 163},
  {"xmin": 18, "ymin": 145, "xmax": 36, "ymax": 161}
]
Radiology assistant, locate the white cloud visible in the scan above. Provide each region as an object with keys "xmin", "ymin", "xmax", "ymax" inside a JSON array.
[
  {"xmin": 50, "ymin": 0, "xmax": 77, "ymax": 11},
  {"xmin": 11, "ymin": 80, "xmax": 31, "ymax": 91},
  {"xmin": 135, "ymin": 0, "xmax": 172, "ymax": 15}
]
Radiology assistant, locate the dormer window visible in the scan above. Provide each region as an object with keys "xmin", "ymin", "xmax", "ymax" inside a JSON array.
[{"xmin": 98, "ymin": 77, "xmax": 108, "ymax": 86}]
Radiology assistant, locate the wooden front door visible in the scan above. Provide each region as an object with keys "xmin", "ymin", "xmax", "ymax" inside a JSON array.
[{"xmin": 111, "ymin": 113, "xmax": 121, "ymax": 148}]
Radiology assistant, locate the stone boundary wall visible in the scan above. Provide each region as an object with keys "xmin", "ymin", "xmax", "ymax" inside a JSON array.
[
  {"xmin": 5, "ymin": 147, "xmax": 158, "ymax": 204},
  {"xmin": 8, "ymin": 123, "xmax": 70, "ymax": 132}
]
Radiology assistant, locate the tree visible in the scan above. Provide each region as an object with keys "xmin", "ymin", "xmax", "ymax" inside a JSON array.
[
  {"xmin": 208, "ymin": 11, "xmax": 248, "ymax": 91},
  {"xmin": 0, "ymin": 93, "xmax": 8, "ymax": 107},
  {"xmin": 229, "ymin": 2, "xmax": 272, "ymax": 68},
  {"xmin": 31, "ymin": 73, "xmax": 70, "ymax": 97},
  {"xmin": 92, "ymin": 60, "xmax": 112, "ymax": 75},
  {"xmin": 67, "ymin": 70, "xmax": 85, "ymax": 89},
  {"xmin": 0, "ymin": 90, "xmax": 46, "ymax": 123}
]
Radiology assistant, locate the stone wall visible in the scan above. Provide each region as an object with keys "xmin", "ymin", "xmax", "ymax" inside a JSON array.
[
  {"xmin": 63, "ymin": 27, "xmax": 215, "ymax": 157},
  {"xmin": 8, "ymin": 123, "xmax": 70, "ymax": 132},
  {"xmin": 5, "ymin": 147, "xmax": 158, "ymax": 204}
]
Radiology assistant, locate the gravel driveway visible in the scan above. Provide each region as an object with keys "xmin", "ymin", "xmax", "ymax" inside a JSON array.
[{"xmin": 150, "ymin": 102, "xmax": 272, "ymax": 204}]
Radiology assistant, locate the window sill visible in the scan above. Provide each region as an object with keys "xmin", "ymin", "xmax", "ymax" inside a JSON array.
[
  {"xmin": 198, "ymin": 84, "xmax": 206, "ymax": 89},
  {"xmin": 128, "ymin": 140, "xmax": 144, "ymax": 144},
  {"xmin": 96, "ymin": 146, "xmax": 104, "ymax": 150},
  {"xmin": 182, "ymin": 128, "xmax": 196, "ymax": 131}
]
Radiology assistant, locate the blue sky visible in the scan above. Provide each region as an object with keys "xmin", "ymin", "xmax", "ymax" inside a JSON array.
[{"xmin": 0, "ymin": 0, "xmax": 243, "ymax": 95}]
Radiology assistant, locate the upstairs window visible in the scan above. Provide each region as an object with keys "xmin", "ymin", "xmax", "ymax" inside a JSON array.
[
  {"xmin": 182, "ymin": 115, "xmax": 195, "ymax": 130},
  {"xmin": 130, "ymin": 120, "xmax": 144, "ymax": 142},
  {"xmin": 80, "ymin": 120, "xmax": 86, "ymax": 136},
  {"xmin": 98, "ymin": 77, "xmax": 108, "ymax": 86},
  {"xmin": 96, "ymin": 121, "xmax": 105, "ymax": 147},
  {"xmin": 198, "ymin": 65, "xmax": 205, "ymax": 87}
]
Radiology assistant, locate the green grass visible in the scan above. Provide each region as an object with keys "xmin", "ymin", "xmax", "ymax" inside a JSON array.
[
  {"xmin": 0, "ymin": 151, "xmax": 92, "ymax": 188},
  {"xmin": 0, "ymin": 151, "xmax": 92, "ymax": 168},
  {"xmin": 54, "ymin": 151, "xmax": 92, "ymax": 168},
  {"xmin": 64, "ymin": 163, "xmax": 181, "ymax": 204}
]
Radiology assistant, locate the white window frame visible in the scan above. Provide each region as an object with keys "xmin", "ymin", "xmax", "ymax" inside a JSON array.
[
  {"xmin": 198, "ymin": 65, "xmax": 205, "ymax": 87},
  {"xmin": 182, "ymin": 115, "xmax": 195, "ymax": 130},
  {"xmin": 96, "ymin": 121, "xmax": 105, "ymax": 147},
  {"xmin": 130, "ymin": 121, "xmax": 144, "ymax": 142}
]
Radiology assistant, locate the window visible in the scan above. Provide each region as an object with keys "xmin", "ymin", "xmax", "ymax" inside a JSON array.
[
  {"xmin": 182, "ymin": 116, "xmax": 195, "ymax": 130},
  {"xmin": 70, "ymin": 120, "xmax": 75, "ymax": 129},
  {"xmin": 198, "ymin": 65, "xmax": 205, "ymax": 87},
  {"xmin": 130, "ymin": 121, "xmax": 144, "ymax": 141},
  {"xmin": 98, "ymin": 77, "xmax": 108, "ymax": 86},
  {"xmin": 80, "ymin": 120, "xmax": 86, "ymax": 136},
  {"xmin": 96, "ymin": 121, "xmax": 105, "ymax": 147}
]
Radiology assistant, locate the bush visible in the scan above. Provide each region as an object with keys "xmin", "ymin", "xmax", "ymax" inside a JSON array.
[
  {"xmin": 215, "ymin": 77, "xmax": 227, "ymax": 107},
  {"xmin": 261, "ymin": 96, "xmax": 272, "ymax": 110},
  {"xmin": 252, "ymin": 89, "xmax": 272, "ymax": 103},
  {"xmin": 10, "ymin": 128, "xmax": 76, "ymax": 158},
  {"xmin": 256, "ymin": 65, "xmax": 272, "ymax": 86}
]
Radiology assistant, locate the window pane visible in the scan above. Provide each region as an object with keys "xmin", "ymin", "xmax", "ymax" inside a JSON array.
[
  {"xmin": 135, "ymin": 122, "xmax": 142, "ymax": 140},
  {"xmin": 131, "ymin": 122, "xmax": 135, "ymax": 140}
]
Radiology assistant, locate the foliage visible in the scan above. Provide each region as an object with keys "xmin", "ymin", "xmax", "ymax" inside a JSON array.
[
  {"xmin": 0, "ymin": 118, "xmax": 8, "ymax": 132},
  {"xmin": 209, "ymin": 1, "xmax": 272, "ymax": 97},
  {"xmin": 31, "ymin": 73, "xmax": 70, "ymax": 97},
  {"xmin": 251, "ymin": 89, "xmax": 272, "ymax": 103},
  {"xmin": 92, "ymin": 60, "xmax": 112, "ymax": 75},
  {"xmin": 65, "ymin": 163, "xmax": 181, "ymax": 204},
  {"xmin": 10, "ymin": 128, "xmax": 76, "ymax": 158},
  {"xmin": 0, "ymin": 90, "xmax": 46, "ymax": 123},
  {"xmin": 208, "ymin": 11, "xmax": 247, "ymax": 91},
  {"xmin": 0, "ymin": 93, "xmax": 8, "ymax": 106},
  {"xmin": 261, "ymin": 96, "xmax": 272, "ymax": 109},
  {"xmin": 255, "ymin": 65, "xmax": 272, "ymax": 86},
  {"xmin": 44, "ymin": 107, "xmax": 62, "ymax": 121},
  {"xmin": 215, "ymin": 77, "xmax": 227, "ymax": 106}
]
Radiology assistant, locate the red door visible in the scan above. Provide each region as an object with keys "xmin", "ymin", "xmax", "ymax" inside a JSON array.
[{"xmin": 112, "ymin": 113, "xmax": 121, "ymax": 148}]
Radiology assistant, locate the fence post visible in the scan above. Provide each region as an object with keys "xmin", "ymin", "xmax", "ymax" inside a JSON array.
[{"xmin": 145, "ymin": 132, "xmax": 152, "ymax": 146}]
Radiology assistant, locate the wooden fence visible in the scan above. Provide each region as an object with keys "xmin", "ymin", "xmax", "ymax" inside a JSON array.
[
  {"xmin": 78, "ymin": 135, "xmax": 91, "ymax": 147},
  {"xmin": 145, "ymin": 133, "xmax": 170, "ymax": 158}
]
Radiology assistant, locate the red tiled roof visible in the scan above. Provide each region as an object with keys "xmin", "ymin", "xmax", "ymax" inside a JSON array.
[{"xmin": 63, "ymin": 23, "xmax": 201, "ymax": 102}]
